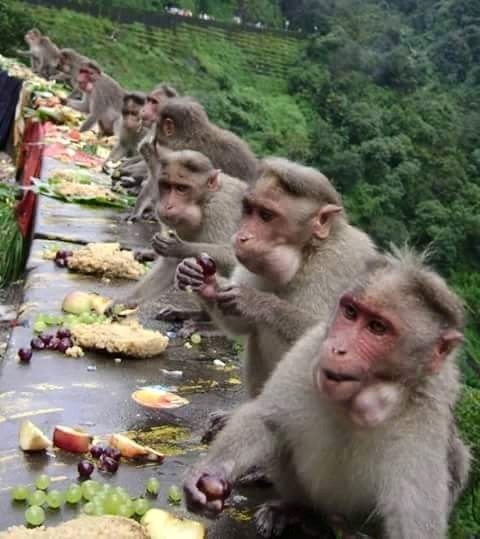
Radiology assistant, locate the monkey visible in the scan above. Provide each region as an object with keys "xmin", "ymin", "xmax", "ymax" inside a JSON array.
[
  {"xmin": 176, "ymin": 157, "xmax": 376, "ymax": 441},
  {"xmin": 52, "ymin": 48, "xmax": 90, "ymax": 99},
  {"xmin": 154, "ymin": 96, "xmax": 258, "ymax": 183},
  {"xmin": 115, "ymin": 84, "xmax": 178, "ymax": 197},
  {"xmin": 67, "ymin": 61, "xmax": 124, "ymax": 136},
  {"xmin": 183, "ymin": 247, "xmax": 471, "ymax": 538},
  {"xmin": 106, "ymin": 92, "xmax": 148, "ymax": 163},
  {"xmin": 16, "ymin": 29, "xmax": 60, "ymax": 79},
  {"xmin": 114, "ymin": 146, "xmax": 247, "ymax": 315}
]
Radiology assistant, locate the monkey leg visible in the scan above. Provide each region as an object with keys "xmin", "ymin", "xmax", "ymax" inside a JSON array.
[
  {"xmin": 236, "ymin": 465, "xmax": 272, "ymax": 487},
  {"xmin": 255, "ymin": 501, "xmax": 334, "ymax": 538},
  {"xmin": 201, "ymin": 410, "xmax": 231, "ymax": 444}
]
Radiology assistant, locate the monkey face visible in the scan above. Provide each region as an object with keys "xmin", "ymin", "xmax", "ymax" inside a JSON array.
[
  {"xmin": 77, "ymin": 70, "xmax": 94, "ymax": 93},
  {"xmin": 26, "ymin": 31, "xmax": 41, "ymax": 46},
  {"xmin": 156, "ymin": 165, "xmax": 205, "ymax": 235},
  {"xmin": 141, "ymin": 96, "xmax": 161, "ymax": 128},
  {"xmin": 232, "ymin": 183, "xmax": 313, "ymax": 285}
]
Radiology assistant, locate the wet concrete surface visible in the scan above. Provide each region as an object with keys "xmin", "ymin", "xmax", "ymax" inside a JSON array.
[{"xmin": 0, "ymin": 158, "xmax": 278, "ymax": 536}]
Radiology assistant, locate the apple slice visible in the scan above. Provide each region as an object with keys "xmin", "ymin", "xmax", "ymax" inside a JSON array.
[
  {"xmin": 142, "ymin": 509, "xmax": 206, "ymax": 539},
  {"xmin": 109, "ymin": 433, "xmax": 164, "ymax": 462},
  {"xmin": 53, "ymin": 425, "xmax": 92, "ymax": 453},
  {"xmin": 19, "ymin": 420, "xmax": 51, "ymax": 452}
]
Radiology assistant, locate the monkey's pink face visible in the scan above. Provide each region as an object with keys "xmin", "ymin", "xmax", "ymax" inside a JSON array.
[
  {"xmin": 77, "ymin": 71, "xmax": 94, "ymax": 93},
  {"xmin": 314, "ymin": 293, "xmax": 403, "ymax": 427},
  {"xmin": 233, "ymin": 186, "xmax": 309, "ymax": 285},
  {"xmin": 26, "ymin": 33, "xmax": 40, "ymax": 46},
  {"xmin": 141, "ymin": 97, "xmax": 160, "ymax": 128}
]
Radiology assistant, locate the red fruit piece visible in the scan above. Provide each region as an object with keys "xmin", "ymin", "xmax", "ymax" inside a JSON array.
[{"xmin": 196, "ymin": 253, "xmax": 216, "ymax": 277}]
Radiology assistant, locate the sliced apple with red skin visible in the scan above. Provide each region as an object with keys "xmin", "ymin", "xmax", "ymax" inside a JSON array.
[
  {"xmin": 19, "ymin": 420, "xmax": 51, "ymax": 452},
  {"xmin": 109, "ymin": 433, "xmax": 164, "ymax": 462},
  {"xmin": 53, "ymin": 425, "xmax": 92, "ymax": 453}
]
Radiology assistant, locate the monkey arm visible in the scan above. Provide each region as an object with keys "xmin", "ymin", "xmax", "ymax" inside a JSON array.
[
  {"xmin": 16, "ymin": 50, "xmax": 33, "ymax": 58},
  {"xmin": 79, "ymin": 114, "xmax": 97, "ymax": 133},
  {"xmin": 184, "ymin": 399, "xmax": 278, "ymax": 516},
  {"xmin": 130, "ymin": 178, "xmax": 154, "ymax": 220},
  {"xmin": 107, "ymin": 143, "xmax": 127, "ymax": 163},
  {"xmin": 67, "ymin": 96, "xmax": 90, "ymax": 114},
  {"xmin": 216, "ymin": 287, "xmax": 318, "ymax": 343},
  {"xmin": 121, "ymin": 256, "xmax": 177, "ymax": 305}
]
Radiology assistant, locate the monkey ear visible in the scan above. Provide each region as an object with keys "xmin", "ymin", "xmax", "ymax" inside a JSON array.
[
  {"xmin": 429, "ymin": 330, "xmax": 464, "ymax": 374},
  {"xmin": 312, "ymin": 204, "xmax": 342, "ymax": 240},
  {"xmin": 207, "ymin": 170, "xmax": 221, "ymax": 192},
  {"xmin": 163, "ymin": 118, "xmax": 175, "ymax": 137}
]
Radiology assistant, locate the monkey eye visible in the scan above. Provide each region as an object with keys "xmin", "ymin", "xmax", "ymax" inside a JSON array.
[
  {"xmin": 259, "ymin": 209, "xmax": 274, "ymax": 222},
  {"xmin": 175, "ymin": 184, "xmax": 190, "ymax": 194},
  {"xmin": 242, "ymin": 200, "xmax": 253, "ymax": 215},
  {"xmin": 342, "ymin": 303, "xmax": 357, "ymax": 321},
  {"xmin": 368, "ymin": 319, "xmax": 388, "ymax": 336}
]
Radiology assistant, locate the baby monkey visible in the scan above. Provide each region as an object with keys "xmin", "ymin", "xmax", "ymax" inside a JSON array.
[{"xmin": 184, "ymin": 248, "xmax": 471, "ymax": 538}]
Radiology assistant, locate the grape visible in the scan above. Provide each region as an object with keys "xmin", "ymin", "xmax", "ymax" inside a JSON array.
[
  {"xmin": 83, "ymin": 501, "xmax": 95, "ymax": 515},
  {"xmin": 92, "ymin": 504, "xmax": 104, "ymax": 516},
  {"xmin": 113, "ymin": 486, "xmax": 129, "ymax": 500},
  {"xmin": 47, "ymin": 337, "xmax": 61, "ymax": 350},
  {"xmin": 25, "ymin": 506, "xmax": 45, "ymax": 526},
  {"xmin": 65, "ymin": 484, "xmax": 82, "ymax": 504},
  {"xmin": 10, "ymin": 486, "xmax": 29, "ymax": 501},
  {"xmin": 55, "ymin": 257, "xmax": 67, "ymax": 268},
  {"xmin": 56, "ymin": 249, "xmax": 73, "ymax": 260},
  {"xmin": 81, "ymin": 480, "xmax": 100, "ymax": 500},
  {"xmin": 35, "ymin": 474, "xmax": 50, "ymax": 491},
  {"xmin": 98, "ymin": 455, "xmax": 119, "ymax": 473},
  {"xmin": 34, "ymin": 321, "xmax": 47, "ymax": 333},
  {"xmin": 30, "ymin": 337, "xmax": 45, "ymax": 350},
  {"xmin": 133, "ymin": 497, "xmax": 150, "ymax": 516},
  {"xmin": 90, "ymin": 445, "xmax": 106, "ymax": 459},
  {"xmin": 18, "ymin": 348, "xmax": 32, "ymax": 363},
  {"xmin": 190, "ymin": 333, "xmax": 202, "ymax": 345},
  {"xmin": 56, "ymin": 328, "xmax": 71, "ymax": 339},
  {"xmin": 57, "ymin": 337, "xmax": 74, "ymax": 354},
  {"xmin": 103, "ymin": 446, "xmax": 121, "ymax": 462},
  {"xmin": 145, "ymin": 477, "xmax": 160, "ymax": 496},
  {"xmin": 27, "ymin": 490, "xmax": 46, "ymax": 506},
  {"xmin": 168, "ymin": 485, "xmax": 182, "ymax": 505},
  {"xmin": 117, "ymin": 501, "xmax": 134, "ymax": 518},
  {"xmin": 100, "ymin": 484, "xmax": 112, "ymax": 493},
  {"xmin": 39, "ymin": 333, "xmax": 53, "ymax": 345},
  {"xmin": 104, "ymin": 493, "xmax": 121, "ymax": 515},
  {"xmin": 196, "ymin": 253, "xmax": 216, "ymax": 277},
  {"xmin": 78, "ymin": 460, "xmax": 94, "ymax": 479},
  {"xmin": 46, "ymin": 490, "xmax": 63, "ymax": 509}
]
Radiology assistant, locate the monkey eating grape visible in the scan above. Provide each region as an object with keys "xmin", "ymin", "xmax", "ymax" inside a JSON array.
[
  {"xmin": 176, "ymin": 157, "xmax": 376, "ymax": 441},
  {"xmin": 53, "ymin": 48, "xmax": 90, "ymax": 99},
  {"xmin": 184, "ymin": 248, "xmax": 471, "ymax": 538},
  {"xmin": 114, "ymin": 147, "xmax": 247, "ymax": 315}
]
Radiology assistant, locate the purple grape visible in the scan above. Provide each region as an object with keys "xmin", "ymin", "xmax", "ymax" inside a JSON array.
[
  {"xmin": 31, "ymin": 337, "xmax": 46, "ymax": 350},
  {"xmin": 90, "ymin": 445, "xmax": 106, "ymax": 459},
  {"xmin": 55, "ymin": 249, "xmax": 73, "ymax": 260},
  {"xmin": 56, "ymin": 328, "xmax": 71, "ymax": 339},
  {"xmin": 47, "ymin": 337, "xmax": 61, "ymax": 350},
  {"xmin": 57, "ymin": 338, "xmax": 73, "ymax": 354},
  {"xmin": 98, "ymin": 454, "xmax": 119, "ymax": 473},
  {"xmin": 77, "ymin": 460, "xmax": 94, "ymax": 479},
  {"xmin": 196, "ymin": 253, "xmax": 216, "ymax": 277},
  {"xmin": 18, "ymin": 348, "xmax": 32, "ymax": 362},
  {"xmin": 55, "ymin": 258, "xmax": 67, "ymax": 268},
  {"xmin": 39, "ymin": 333, "xmax": 53, "ymax": 345},
  {"xmin": 103, "ymin": 446, "xmax": 121, "ymax": 462}
]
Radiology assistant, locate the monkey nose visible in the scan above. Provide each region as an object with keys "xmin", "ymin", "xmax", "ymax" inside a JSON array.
[{"xmin": 332, "ymin": 346, "xmax": 347, "ymax": 355}]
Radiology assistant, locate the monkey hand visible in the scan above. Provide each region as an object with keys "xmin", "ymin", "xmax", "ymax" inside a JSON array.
[
  {"xmin": 152, "ymin": 231, "xmax": 190, "ymax": 259},
  {"xmin": 183, "ymin": 467, "xmax": 232, "ymax": 518},
  {"xmin": 175, "ymin": 258, "xmax": 218, "ymax": 300},
  {"xmin": 216, "ymin": 285, "xmax": 256, "ymax": 318},
  {"xmin": 133, "ymin": 248, "xmax": 157, "ymax": 262}
]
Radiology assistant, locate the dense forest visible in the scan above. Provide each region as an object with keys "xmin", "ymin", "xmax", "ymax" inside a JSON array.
[{"xmin": 1, "ymin": 0, "xmax": 479, "ymax": 532}]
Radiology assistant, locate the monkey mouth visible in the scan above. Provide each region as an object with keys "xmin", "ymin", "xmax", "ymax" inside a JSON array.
[{"xmin": 322, "ymin": 369, "xmax": 361, "ymax": 383}]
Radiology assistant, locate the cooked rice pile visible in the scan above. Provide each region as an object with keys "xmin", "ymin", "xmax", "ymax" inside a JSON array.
[
  {"xmin": 0, "ymin": 516, "xmax": 148, "ymax": 539},
  {"xmin": 68, "ymin": 242, "xmax": 146, "ymax": 280},
  {"xmin": 55, "ymin": 179, "xmax": 118, "ymax": 200},
  {"xmin": 71, "ymin": 320, "xmax": 169, "ymax": 358}
]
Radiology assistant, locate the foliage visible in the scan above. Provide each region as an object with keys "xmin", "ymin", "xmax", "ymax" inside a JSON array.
[{"xmin": 0, "ymin": 0, "xmax": 34, "ymax": 56}]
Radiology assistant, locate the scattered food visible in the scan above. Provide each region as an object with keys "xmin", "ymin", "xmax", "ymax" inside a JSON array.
[
  {"xmin": 19, "ymin": 420, "xmax": 51, "ymax": 452},
  {"xmin": 142, "ymin": 509, "xmax": 206, "ymax": 538},
  {"xmin": 71, "ymin": 320, "xmax": 169, "ymax": 358},
  {"xmin": 131, "ymin": 386, "xmax": 189, "ymax": 410},
  {"xmin": 67, "ymin": 243, "xmax": 147, "ymax": 280},
  {"xmin": 167, "ymin": 485, "xmax": 182, "ymax": 506},
  {"xmin": 109, "ymin": 433, "xmax": 164, "ymax": 462},
  {"xmin": 53, "ymin": 425, "xmax": 92, "ymax": 454}
]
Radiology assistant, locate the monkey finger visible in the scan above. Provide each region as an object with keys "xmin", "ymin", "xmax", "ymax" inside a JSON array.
[{"xmin": 178, "ymin": 265, "xmax": 204, "ymax": 281}]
